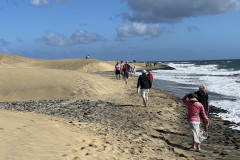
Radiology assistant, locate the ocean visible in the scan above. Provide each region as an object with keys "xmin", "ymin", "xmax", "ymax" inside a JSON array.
[{"xmin": 145, "ymin": 59, "xmax": 240, "ymax": 130}]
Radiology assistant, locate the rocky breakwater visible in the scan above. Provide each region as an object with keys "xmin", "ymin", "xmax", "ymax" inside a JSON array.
[{"xmin": 136, "ymin": 63, "xmax": 175, "ymax": 72}]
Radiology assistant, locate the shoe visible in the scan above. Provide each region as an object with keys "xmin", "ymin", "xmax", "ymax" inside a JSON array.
[{"xmin": 195, "ymin": 149, "xmax": 201, "ymax": 152}]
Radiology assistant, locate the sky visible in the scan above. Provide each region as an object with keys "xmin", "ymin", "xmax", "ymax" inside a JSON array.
[{"xmin": 0, "ymin": 0, "xmax": 240, "ymax": 61}]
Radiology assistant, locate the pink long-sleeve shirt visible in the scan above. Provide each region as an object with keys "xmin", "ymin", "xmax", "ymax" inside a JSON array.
[{"xmin": 182, "ymin": 95, "xmax": 208, "ymax": 123}]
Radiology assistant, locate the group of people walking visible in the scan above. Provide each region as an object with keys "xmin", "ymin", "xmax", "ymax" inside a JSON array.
[
  {"xmin": 115, "ymin": 61, "xmax": 210, "ymax": 152},
  {"xmin": 115, "ymin": 61, "xmax": 153, "ymax": 106},
  {"xmin": 115, "ymin": 61, "xmax": 136, "ymax": 84}
]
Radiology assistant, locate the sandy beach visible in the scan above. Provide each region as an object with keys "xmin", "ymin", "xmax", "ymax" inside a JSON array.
[{"xmin": 0, "ymin": 54, "xmax": 239, "ymax": 160}]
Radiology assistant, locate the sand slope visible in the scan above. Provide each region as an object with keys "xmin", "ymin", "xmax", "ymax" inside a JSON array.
[
  {"xmin": 0, "ymin": 53, "xmax": 43, "ymax": 64},
  {"xmin": 0, "ymin": 54, "xmax": 131, "ymax": 159},
  {"xmin": 0, "ymin": 54, "xmax": 126, "ymax": 102},
  {"xmin": 30, "ymin": 59, "xmax": 115, "ymax": 72},
  {"xmin": 0, "ymin": 110, "xmax": 122, "ymax": 160}
]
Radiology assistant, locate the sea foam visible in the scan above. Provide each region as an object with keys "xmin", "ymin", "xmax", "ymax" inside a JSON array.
[{"xmin": 151, "ymin": 61, "xmax": 240, "ymax": 130}]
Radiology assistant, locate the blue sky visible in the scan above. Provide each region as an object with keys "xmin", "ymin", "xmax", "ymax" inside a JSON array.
[{"xmin": 0, "ymin": 0, "xmax": 240, "ymax": 61}]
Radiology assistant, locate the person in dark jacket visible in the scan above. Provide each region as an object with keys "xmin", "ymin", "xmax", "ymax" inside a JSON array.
[
  {"xmin": 195, "ymin": 85, "xmax": 209, "ymax": 133},
  {"xmin": 122, "ymin": 61, "xmax": 131, "ymax": 84},
  {"xmin": 137, "ymin": 70, "xmax": 152, "ymax": 107}
]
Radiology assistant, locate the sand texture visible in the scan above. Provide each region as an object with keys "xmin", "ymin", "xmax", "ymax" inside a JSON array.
[{"xmin": 0, "ymin": 54, "xmax": 239, "ymax": 160}]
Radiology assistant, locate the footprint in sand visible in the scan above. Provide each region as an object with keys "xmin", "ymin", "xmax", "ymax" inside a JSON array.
[
  {"xmin": 61, "ymin": 153, "xmax": 68, "ymax": 157},
  {"xmin": 72, "ymin": 156, "xmax": 80, "ymax": 160},
  {"xmin": 71, "ymin": 149, "xmax": 78, "ymax": 153}
]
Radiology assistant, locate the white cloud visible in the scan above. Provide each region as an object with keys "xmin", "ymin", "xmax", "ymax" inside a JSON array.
[
  {"xmin": 117, "ymin": 22, "xmax": 161, "ymax": 38},
  {"xmin": 42, "ymin": 30, "xmax": 103, "ymax": 46},
  {"xmin": 42, "ymin": 32, "xmax": 67, "ymax": 46},
  {"xmin": 56, "ymin": 0, "xmax": 69, "ymax": 3},
  {"xmin": 0, "ymin": 38, "xmax": 9, "ymax": 47},
  {"xmin": 187, "ymin": 26, "xmax": 199, "ymax": 32},
  {"xmin": 123, "ymin": 0, "xmax": 240, "ymax": 23},
  {"xmin": 30, "ymin": 0, "xmax": 49, "ymax": 7},
  {"xmin": 30, "ymin": 0, "xmax": 69, "ymax": 7}
]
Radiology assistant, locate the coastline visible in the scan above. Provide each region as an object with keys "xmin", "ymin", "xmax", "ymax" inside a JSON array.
[
  {"xmin": 134, "ymin": 64, "xmax": 240, "ymax": 159},
  {"xmin": 0, "ymin": 57, "xmax": 239, "ymax": 160},
  {"xmin": 1, "ymin": 71, "xmax": 240, "ymax": 160}
]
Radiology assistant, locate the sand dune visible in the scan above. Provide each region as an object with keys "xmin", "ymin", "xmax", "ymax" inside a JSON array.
[
  {"xmin": 0, "ymin": 109, "xmax": 121, "ymax": 160},
  {"xmin": 0, "ymin": 54, "xmax": 125, "ymax": 102},
  {"xmin": 29, "ymin": 59, "xmax": 115, "ymax": 72},
  {"xmin": 0, "ymin": 68, "xmax": 124, "ymax": 101},
  {"xmin": 0, "ymin": 54, "xmax": 146, "ymax": 160},
  {"xmin": 0, "ymin": 53, "xmax": 43, "ymax": 64}
]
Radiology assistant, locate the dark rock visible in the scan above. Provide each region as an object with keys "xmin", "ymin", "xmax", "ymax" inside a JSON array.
[
  {"xmin": 220, "ymin": 152, "xmax": 228, "ymax": 156},
  {"xmin": 210, "ymin": 105, "xmax": 228, "ymax": 114}
]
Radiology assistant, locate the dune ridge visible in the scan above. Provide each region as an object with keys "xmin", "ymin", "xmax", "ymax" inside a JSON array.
[
  {"xmin": 0, "ymin": 53, "xmax": 43, "ymax": 64},
  {"xmin": 0, "ymin": 54, "xmax": 128, "ymax": 102}
]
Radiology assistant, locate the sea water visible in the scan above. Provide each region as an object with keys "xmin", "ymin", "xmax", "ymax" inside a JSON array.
[{"xmin": 143, "ymin": 59, "xmax": 240, "ymax": 130}]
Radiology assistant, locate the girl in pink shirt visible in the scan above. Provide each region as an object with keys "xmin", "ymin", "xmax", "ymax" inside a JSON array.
[
  {"xmin": 182, "ymin": 93, "xmax": 209, "ymax": 152},
  {"xmin": 115, "ymin": 62, "xmax": 121, "ymax": 80}
]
